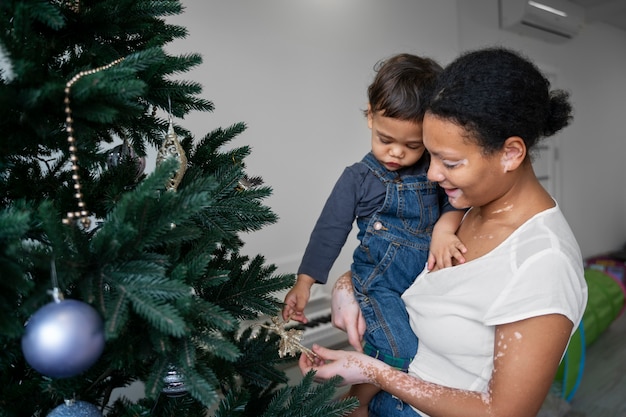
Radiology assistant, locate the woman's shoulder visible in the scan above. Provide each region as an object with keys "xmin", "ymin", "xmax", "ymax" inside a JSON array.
[
  {"xmin": 516, "ymin": 203, "xmax": 572, "ymax": 240},
  {"xmin": 510, "ymin": 203, "xmax": 582, "ymax": 264}
]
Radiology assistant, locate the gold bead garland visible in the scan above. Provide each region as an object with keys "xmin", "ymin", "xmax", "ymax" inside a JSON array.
[{"xmin": 62, "ymin": 57, "xmax": 125, "ymax": 228}]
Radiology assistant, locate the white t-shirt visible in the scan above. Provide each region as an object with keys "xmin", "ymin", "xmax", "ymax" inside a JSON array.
[{"xmin": 402, "ymin": 204, "xmax": 588, "ymax": 413}]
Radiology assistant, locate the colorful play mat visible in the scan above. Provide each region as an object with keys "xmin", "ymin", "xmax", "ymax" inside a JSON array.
[{"xmin": 554, "ymin": 266, "xmax": 626, "ymax": 401}]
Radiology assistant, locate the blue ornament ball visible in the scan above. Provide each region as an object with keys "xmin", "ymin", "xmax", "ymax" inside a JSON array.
[
  {"xmin": 21, "ymin": 299, "xmax": 105, "ymax": 378},
  {"xmin": 47, "ymin": 400, "xmax": 102, "ymax": 417}
]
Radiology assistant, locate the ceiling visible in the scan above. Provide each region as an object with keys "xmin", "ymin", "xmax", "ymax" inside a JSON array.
[{"xmin": 568, "ymin": 0, "xmax": 626, "ymax": 31}]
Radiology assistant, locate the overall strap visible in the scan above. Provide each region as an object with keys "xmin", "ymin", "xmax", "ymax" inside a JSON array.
[{"xmin": 360, "ymin": 152, "xmax": 400, "ymax": 184}]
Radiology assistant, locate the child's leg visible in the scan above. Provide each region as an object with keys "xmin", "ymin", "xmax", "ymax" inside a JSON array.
[
  {"xmin": 348, "ymin": 292, "xmax": 414, "ymax": 417},
  {"xmin": 343, "ymin": 383, "xmax": 380, "ymax": 417},
  {"xmin": 350, "ymin": 264, "xmax": 417, "ymax": 416}
]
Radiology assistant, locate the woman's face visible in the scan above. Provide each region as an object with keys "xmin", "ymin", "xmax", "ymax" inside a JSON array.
[{"xmin": 423, "ymin": 113, "xmax": 507, "ymax": 209}]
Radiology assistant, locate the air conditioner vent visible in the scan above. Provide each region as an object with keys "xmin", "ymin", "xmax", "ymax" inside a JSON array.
[
  {"xmin": 500, "ymin": 0, "xmax": 586, "ymax": 43},
  {"xmin": 520, "ymin": 19, "xmax": 574, "ymax": 38}
]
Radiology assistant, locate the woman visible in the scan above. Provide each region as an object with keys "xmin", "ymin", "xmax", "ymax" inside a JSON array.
[{"xmin": 299, "ymin": 47, "xmax": 588, "ymax": 417}]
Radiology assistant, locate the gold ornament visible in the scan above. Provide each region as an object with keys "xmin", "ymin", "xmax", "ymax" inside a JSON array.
[
  {"xmin": 237, "ymin": 174, "xmax": 264, "ymax": 191},
  {"xmin": 257, "ymin": 315, "xmax": 318, "ymax": 361},
  {"xmin": 52, "ymin": 0, "xmax": 80, "ymax": 13},
  {"xmin": 66, "ymin": 0, "xmax": 80, "ymax": 13},
  {"xmin": 156, "ymin": 119, "xmax": 187, "ymax": 191}
]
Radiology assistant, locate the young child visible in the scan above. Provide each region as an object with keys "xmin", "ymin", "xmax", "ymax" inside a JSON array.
[{"xmin": 282, "ymin": 53, "xmax": 466, "ymax": 416}]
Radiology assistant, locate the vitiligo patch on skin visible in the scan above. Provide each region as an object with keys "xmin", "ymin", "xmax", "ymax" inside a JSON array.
[
  {"xmin": 335, "ymin": 272, "xmax": 353, "ymax": 291},
  {"xmin": 501, "ymin": 156, "xmax": 512, "ymax": 172},
  {"xmin": 472, "ymin": 234, "xmax": 495, "ymax": 240},
  {"xmin": 492, "ymin": 204, "xmax": 514, "ymax": 214}
]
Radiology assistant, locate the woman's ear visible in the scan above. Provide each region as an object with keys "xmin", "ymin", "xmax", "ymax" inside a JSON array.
[{"xmin": 501, "ymin": 136, "xmax": 526, "ymax": 172}]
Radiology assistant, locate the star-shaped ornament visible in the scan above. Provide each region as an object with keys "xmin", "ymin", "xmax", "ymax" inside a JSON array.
[{"xmin": 257, "ymin": 315, "xmax": 319, "ymax": 361}]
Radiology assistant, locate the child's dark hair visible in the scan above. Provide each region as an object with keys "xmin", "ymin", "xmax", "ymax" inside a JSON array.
[
  {"xmin": 427, "ymin": 47, "xmax": 573, "ymax": 154},
  {"xmin": 365, "ymin": 53, "xmax": 443, "ymax": 123}
]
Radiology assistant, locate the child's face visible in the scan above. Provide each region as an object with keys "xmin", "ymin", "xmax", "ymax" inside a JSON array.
[{"xmin": 368, "ymin": 110, "xmax": 426, "ymax": 171}]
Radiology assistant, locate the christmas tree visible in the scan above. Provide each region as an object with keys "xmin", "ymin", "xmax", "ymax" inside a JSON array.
[{"xmin": 0, "ymin": 1, "xmax": 357, "ymax": 416}]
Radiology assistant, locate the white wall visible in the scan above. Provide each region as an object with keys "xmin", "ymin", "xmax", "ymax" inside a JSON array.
[
  {"xmin": 455, "ymin": 0, "xmax": 626, "ymax": 262},
  {"xmin": 166, "ymin": 0, "xmax": 626, "ymax": 295},
  {"xmin": 167, "ymin": 0, "xmax": 459, "ymax": 297}
]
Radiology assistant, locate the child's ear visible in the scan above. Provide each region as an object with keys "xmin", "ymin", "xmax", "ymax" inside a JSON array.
[
  {"xmin": 367, "ymin": 104, "xmax": 373, "ymax": 129},
  {"xmin": 501, "ymin": 136, "xmax": 526, "ymax": 172}
]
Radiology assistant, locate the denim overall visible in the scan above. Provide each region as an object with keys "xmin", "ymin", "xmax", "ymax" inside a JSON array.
[
  {"xmin": 369, "ymin": 390, "xmax": 423, "ymax": 417},
  {"xmin": 353, "ymin": 153, "xmax": 438, "ymax": 416},
  {"xmin": 352, "ymin": 152, "xmax": 440, "ymax": 371}
]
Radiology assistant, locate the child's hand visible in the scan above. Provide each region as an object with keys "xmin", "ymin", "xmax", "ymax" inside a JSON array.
[
  {"xmin": 282, "ymin": 274, "xmax": 316, "ymax": 323},
  {"xmin": 427, "ymin": 232, "xmax": 467, "ymax": 271}
]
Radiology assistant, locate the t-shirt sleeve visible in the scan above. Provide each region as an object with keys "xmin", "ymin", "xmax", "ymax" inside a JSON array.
[
  {"xmin": 297, "ymin": 166, "xmax": 363, "ymax": 284},
  {"xmin": 483, "ymin": 250, "xmax": 586, "ymax": 329}
]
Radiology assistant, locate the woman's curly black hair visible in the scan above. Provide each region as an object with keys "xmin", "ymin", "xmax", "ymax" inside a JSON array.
[{"xmin": 427, "ymin": 47, "xmax": 573, "ymax": 154}]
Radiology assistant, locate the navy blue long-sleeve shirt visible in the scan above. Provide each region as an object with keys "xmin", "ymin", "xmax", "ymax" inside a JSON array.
[{"xmin": 297, "ymin": 155, "xmax": 453, "ymax": 284}]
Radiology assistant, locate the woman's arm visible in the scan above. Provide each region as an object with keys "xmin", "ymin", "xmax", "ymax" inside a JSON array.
[
  {"xmin": 330, "ymin": 271, "xmax": 366, "ymax": 352},
  {"xmin": 300, "ymin": 313, "xmax": 573, "ymax": 417}
]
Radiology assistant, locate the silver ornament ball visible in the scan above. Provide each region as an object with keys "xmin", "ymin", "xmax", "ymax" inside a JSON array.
[
  {"xmin": 47, "ymin": 400, "xmax": 102, "ymax": 417},
  {"xmin": 21, "ymin": 299, "xmax": 105, "ymax": 378},
  {"xmin": 106, "ymin": 143, "xmax": 146, "ymax": 178},
  {"xmin": 162, "ymin": 366, "xmax": 188, "ymax": 397}
]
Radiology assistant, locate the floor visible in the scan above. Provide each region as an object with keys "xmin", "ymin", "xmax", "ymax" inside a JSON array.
[{"xmin": 568, "ymin": 310, "xmax": 626, "ymax": 417}]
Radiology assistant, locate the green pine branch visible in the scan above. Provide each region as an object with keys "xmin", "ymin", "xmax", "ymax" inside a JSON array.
[
  {"xmin": 259, "ymin": 372, "xmax": 358, "ymax": 417},
  {"xmin": 0, "ymin": 1, "xmax": 349, "ymax": 416}
]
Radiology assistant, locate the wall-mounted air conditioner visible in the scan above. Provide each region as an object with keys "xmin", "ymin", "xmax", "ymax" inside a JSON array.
[{"xmin": 499, "ymin": 0, "xmax": 586, "ymax": 43}]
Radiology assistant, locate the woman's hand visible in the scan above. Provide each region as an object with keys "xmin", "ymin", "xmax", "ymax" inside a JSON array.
[
  {"xmin": 331, "ymin": 271, "xmax": 366, "ymax": 352},
  {"xmin": 298, "ymin": 344, "xmax": 381, "ymax": 386}
]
